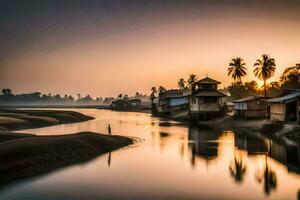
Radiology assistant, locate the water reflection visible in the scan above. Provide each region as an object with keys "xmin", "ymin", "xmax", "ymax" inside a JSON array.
[
  {"xmin": 188, "ymin": 125, "xmax": 220, "ymax": 167},
  {"xmin": 107, "ymin": 152, "xmax": 111, "ymax": 167},
  {"xmin": 3, "ymin": 109, "xmax": 300, "ymax": 200},
  {"xmin": 229, "ymin": 156, "xmax": 247, "ymax": 183},
  {"xmin": 255, "ymin": 155, "xmax": 277, "ymax": 195}
]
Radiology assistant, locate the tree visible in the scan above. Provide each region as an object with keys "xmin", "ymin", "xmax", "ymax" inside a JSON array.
[
  {"xmin": 118, "ymin": 94, "xmax": 122, "ymax": 99},
  {"xmin": 178, "ymin": 78, "xmax": 186, "ymax": 90},
  {"xmin": 158, "ymin": 86, "xmax": 166, "ymax": 94},
  {"xmin": 279, "ymin": 64, "xmax": 300, "ymax": 89},
  {"xmin": 253, "ymin": 54, "xmax": 276, "ymax": 97},
  {"xmin": 123, "ymin": 94, "xmax": 129, "ymax": 100},
  {"xmin": 227, "ymin": 83, "xmax": 250, "ymax": 100},
  {"xmin": 1, "ymin": 88, "xmax": 12, "ymax": 96},
  {"xmin": 187, "ymin": 74, "xmax": 197, "ymax": 90},
  {"xmin": 151, "ymin": 87, "xmax": 157, "ymax": 96},
  {"xmin": 244, "ymin": 81, "xmax": 258, "ymax": 95},
  {"xmin": 228, "ymin": 57, "xmax": 247, "ymax": 83}
]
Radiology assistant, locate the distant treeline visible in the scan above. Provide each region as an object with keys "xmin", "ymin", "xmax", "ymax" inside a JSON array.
[
  {"xmin": 0, "ymin": 90, "xmax": 150, "ymax": 106},
  {"xmin": 0, "ymin": 90, "xmax": 106, "ymax": 106}
]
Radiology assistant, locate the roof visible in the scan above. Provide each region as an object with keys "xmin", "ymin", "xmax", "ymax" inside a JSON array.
[
  {"xmin": 267, "ymin": 92, "xmax": 300, "ymax": 103},
  {"xmin": 162, "ymin": 89, "xmax": 191, "ymax": 98},
  {"xmin": 226, "ymin": 102, "xmax": 234, "ymax": 106},
  {"xmin": 192, "ymin": 90, "xmax": 226, "ymax": 97},
  {"xmin": 233, "ymin": 96, "xmax": 265, "ymax": 103},
  {"xmin": 196, "ymin": 77, "xmax": 221, "ymax": 84}
]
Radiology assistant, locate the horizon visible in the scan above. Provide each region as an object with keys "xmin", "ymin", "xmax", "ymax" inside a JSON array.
[{"xmin": 1, "ymin": 0, "xmax": 300, "ymax": 97}]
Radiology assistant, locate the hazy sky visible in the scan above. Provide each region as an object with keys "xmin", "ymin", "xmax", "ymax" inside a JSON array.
[{"xmin": 1, "ymin": 0, "xmax": 300, "ymax": 97}]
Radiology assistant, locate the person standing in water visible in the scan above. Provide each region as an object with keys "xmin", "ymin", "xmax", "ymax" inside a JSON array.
[{"xmin": 108, "ymin": 124, "xmax": 111, "ymax": 135}]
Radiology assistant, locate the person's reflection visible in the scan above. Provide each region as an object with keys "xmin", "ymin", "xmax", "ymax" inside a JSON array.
[
  {"xmin": 229, "ymin": 156, "xmax": 247, "ymax": 183},
  {"xmin": 255, "ymin": 155, "xmax": 277, "ymax": 195},
  {"xmin": 107, "ymin": 152, "xmax": 111, "ymax": 167}
]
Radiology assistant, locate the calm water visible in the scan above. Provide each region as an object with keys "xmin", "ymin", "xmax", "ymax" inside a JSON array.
[{"xmin": 1, "ymin": 109, "xmax": 300, "ymax": 200}]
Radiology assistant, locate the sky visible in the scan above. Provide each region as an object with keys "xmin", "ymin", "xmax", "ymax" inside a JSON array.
[{"xmin": 1, "ymin": 0, "xmax": 300, "ymax": 97}]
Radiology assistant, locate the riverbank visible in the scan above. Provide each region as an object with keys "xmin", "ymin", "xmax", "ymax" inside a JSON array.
[
  {"xmin": 0, "ymin": 131, "xmax": 134, "ymax": 188},
  {"xmin": 206, "ymin": 116, "xmax": 300, "ymax": 145},
  {"xmin": 0, "ymin": 109, "xmax": 135, "ymax": 188},
  {"xmin": 0, "ymin": 109, "xmax": 94, "ymax": 131}
]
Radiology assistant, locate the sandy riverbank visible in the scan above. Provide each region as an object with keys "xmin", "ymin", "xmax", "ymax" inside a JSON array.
[
  {"xmin": 0, "ymin": 109, "xmax": 135, "ymax": 188},
  {"xmin": 0, "ymin": 109, "xmax": 94, "ymax": 131},
  {"xmin": 0, "ymin": 131, "xmax": 134, "ymax": 188}
]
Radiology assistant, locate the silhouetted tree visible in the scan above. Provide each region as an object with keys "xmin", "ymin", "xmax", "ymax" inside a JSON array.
[
  {"xmin": 280, "ymin": 63, "xmax": 300, "ymax": 89},
  {"xmin": 244, "ymin": 81, "xmax": 258, "ymax": 95},
  {"xmin": 253, "ymin": 55, "xmax": 276, "ymax": 97},
  {"xmin": 158, "ymin": 86, "xmax": 166, "ymax": 94},
  {"xmin": 1, "ymin": 88, "xmax": 12, "ymax": 96},
  {"xmin": 123, "ymin": 94, "xmax": 129, "ymax": 100},
  {"xmin": 178, "ymin": 78, "xmax": 186, "ymax": 90},
  {"xmin": 228, "ymin": 57, "xmax": 247, "ymax": 83},
  {"xmin": 187, "ymin": 74, "xmax": 197, "ymax": 90}
]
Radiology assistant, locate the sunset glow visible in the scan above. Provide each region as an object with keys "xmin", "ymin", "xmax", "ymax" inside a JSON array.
[{"xmin": 1, "ymin": 1, "xmax": 300, "ymax": 97}]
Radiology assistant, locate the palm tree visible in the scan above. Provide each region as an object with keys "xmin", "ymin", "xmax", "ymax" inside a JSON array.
[
  {"xmin": 253, "ymin": 54, "xmax": 276, "ymax": 97},
  {"xmin": 158, "ymin": 86, "xmax": 166, "ymax": 94},
  {"xmin": 187, "ymin": 74, "xmax": 197, "ymax": 90},
  {"xmin": 151, "ymin": 87, "xmax": 157, "ymax": 96},
  {"xmin": 228, "ymin": 57, "xmax": 247, "ymax": 83},
  {"xmin": 178, "ymin": 78, "xmax": 186, "ymax": 90}
]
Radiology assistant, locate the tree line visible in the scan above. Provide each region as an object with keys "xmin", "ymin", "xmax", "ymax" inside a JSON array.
[
  {"xmin": 0, "ymin": 89, "xmax": 151, "ymax": 106},
  {"xmin": 150, "ymin": 54, "xmax": 300, "ymax": 100}
]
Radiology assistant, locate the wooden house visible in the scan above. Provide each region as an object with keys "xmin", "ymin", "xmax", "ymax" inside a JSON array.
[
  {"xmin": 267, "ymin": 91, "xmax": 300, "ymax": 123},
  {"xmin": 157, "ymin": 89, "xmax": 191, "ymax": 116},
  {"xmin": 233, "ymin": 96, "xmax": 267, "ymax": 119},
  {"xmin": 189, "ymin": 77, "xmax": 226, "ymax": 121}
]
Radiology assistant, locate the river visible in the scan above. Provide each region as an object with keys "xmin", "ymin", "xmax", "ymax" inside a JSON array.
[{"xmin": 0, "ymin": 109, "xmax": 299, "ymax": 200}]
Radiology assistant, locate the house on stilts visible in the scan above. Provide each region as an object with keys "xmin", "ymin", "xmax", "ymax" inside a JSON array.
[{"xmin": 189, "ymin": 77, "xmax": 226, "ymax": 121}]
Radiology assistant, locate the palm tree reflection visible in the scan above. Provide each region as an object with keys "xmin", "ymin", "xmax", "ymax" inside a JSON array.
[
  {"xmin": 255, "ymin": 155, "xmax": 277, "ymax": 195},
  {"xmin": 229, "ymin": 156, "xmax": 247, "ymax": 183}
]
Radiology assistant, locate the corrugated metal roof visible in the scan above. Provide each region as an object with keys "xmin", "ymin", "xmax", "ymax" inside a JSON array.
[
  {"xmin": 267, "ymin": 92, "xmax": 300, "ymax": 103},
  {"xmin": 193, "ymin": 90, "xmax": 226, "ymax": 97},
  {"xmin": 233, "ymin": 96, "xmax": 265, "ymax": 103}
]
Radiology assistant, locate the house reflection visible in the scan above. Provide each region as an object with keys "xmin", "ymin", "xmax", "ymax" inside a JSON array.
[
  {"xmin": 269, "ymin": 140, "xmax": 300, "ymax": 175},
  {"xmin": 188, "ymin": 125, "xmax": 221, "ymax": 167},
  {"xmin": 234, "ymin": 131, "xmax": 300, "ymax": 174},
  {"xmin": 234, "ymin": 132, "xmax": 269, "ymax": 155}
]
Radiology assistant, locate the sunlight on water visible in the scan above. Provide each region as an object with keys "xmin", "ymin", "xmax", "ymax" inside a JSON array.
[{"xmin": 2, "ymin": 109, "xmax": 300, "ymax": 200}]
